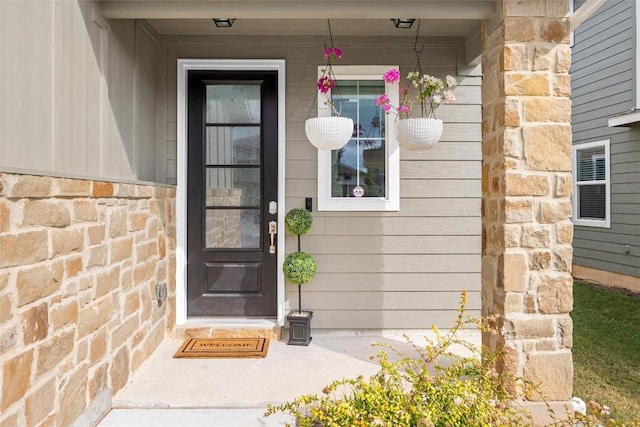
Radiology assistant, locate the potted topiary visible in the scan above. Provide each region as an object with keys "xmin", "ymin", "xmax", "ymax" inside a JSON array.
[{"xmin": 284, "ymin": 208, "xmax": 316, "ymax": 346}]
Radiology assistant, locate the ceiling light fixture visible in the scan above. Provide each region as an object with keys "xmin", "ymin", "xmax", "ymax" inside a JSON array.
[
  {"xmin": 391, "ymin": 19, "xmax": 416, "ymax": 29},
  {"xmin": 212, "ymin": 18, "xmax": 236, "ymax": 28}
]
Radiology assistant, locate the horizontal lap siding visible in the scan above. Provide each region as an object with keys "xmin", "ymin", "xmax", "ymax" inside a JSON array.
[
  {"xmin": 161, "ymin": 35, "xmax": 481, "ymax": 328},
  {"xmin": 571, "ymin": 0, "xmax": 640, "ymax": 279}
]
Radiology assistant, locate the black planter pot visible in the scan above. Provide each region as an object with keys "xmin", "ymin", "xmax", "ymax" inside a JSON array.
[{"xmin": 287, "ymin": 311, "xmax": 313, "ymax": 346}]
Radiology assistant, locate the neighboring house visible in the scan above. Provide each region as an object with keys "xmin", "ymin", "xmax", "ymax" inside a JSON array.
[
  {"xmin": 571, "ymin": 0, "xmax": 640, "ymax": 292},
  {"xmin": 0, "ymin": 1, "xmax": 594, "ymax": 426}
]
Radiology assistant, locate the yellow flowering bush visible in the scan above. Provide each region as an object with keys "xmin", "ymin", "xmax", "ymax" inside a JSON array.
[{"xmin": 266, "ymin": 291, "xmax": 640, "ymax": 427}]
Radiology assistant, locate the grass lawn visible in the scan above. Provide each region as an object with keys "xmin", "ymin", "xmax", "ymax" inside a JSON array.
[{"xmin": 572, "ymin": 280, "xmax": 640, "ymax": 423}]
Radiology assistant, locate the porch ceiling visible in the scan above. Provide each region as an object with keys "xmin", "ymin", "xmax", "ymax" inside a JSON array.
[{"xmin": 99, "ymin": 0, "xmax": 497, "ymax": 37}]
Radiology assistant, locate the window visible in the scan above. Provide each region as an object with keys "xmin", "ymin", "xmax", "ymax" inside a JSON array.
[
  {"xmin": 572, "ymin": 140, "xmax": 610, "ymax": 227},
  {"xmin": 317, "ymin": 66, "xmax": 399, "ymax": 211}
]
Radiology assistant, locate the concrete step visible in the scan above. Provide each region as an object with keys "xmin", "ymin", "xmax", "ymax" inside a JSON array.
[
  {"xmin": 171, "ymin": 319, "xmax": 282, "ymax": 341},
  {"xmin": 98, "ymin": 408, "xmax": 294, "ymax": 427}
]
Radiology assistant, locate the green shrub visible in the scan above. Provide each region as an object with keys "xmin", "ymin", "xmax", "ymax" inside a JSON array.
[
  {"xmin": 266, "ymin": 291, "xmax": 640, "ymax": 427},
  {"xmin": 283, "ymin": 252, "xmax": 316, "ymax": 285},
  {"xmin": 285, "ymin": 208, "xmax": 313, "ymax": 236}
]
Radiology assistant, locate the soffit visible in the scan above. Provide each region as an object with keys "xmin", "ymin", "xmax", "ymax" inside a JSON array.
[{"xmin": 99, "ymin": 0, "xmax": 497, "ymax": 37}]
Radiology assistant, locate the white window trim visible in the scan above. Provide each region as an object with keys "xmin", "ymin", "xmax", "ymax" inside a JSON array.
[
  {"xmin": 317, "ymin": 65, "xmax": 400, "ymax": 211},
  {"xmin": 572, "ymin": 139, "xmax": 611, "ymax": 228},
  {"xmin": 176, "ymin": 59, "xmax": 287, "ymax": 326}
]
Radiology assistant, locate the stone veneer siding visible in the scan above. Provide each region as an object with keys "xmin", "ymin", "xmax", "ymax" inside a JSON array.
[
  {"xmin": 0, "ymin": 172, "xmax": 176, "ymax": 427},
  {"xmin": 481, "ymin": 0, "xmax": 574, "ymax": 407}
]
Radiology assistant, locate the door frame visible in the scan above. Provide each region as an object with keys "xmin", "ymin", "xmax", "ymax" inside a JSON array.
[{"xmin": 176, "ymin": 59, "xmax": 286, "ymax": 326}]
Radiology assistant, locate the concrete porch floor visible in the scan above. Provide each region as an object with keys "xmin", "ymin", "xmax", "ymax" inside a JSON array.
[{"xmin": 97, "ymin": 330, "xmax": 481, "ymax": 426}]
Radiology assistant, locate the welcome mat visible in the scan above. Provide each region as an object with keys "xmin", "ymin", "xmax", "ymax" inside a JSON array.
[{"xmin": 174, "ymin": 337, "xmax": 270, "ymax": 359}]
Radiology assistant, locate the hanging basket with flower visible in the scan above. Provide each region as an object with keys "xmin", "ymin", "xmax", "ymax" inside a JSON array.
[
  {"xmin": 304, "ymin": 21, "xmax": 353, "ymax": 151},
  {"xmin": 374, "ymin": 21, "xmax": 457, "ymax": 151}
]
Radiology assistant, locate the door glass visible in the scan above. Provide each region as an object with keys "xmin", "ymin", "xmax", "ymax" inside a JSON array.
[
  {"xmin": 206, "ymin": 85, "xmax": 261, "ymax": 124},
  {"xmin": 206, "ymin": 127, "xmax": 261, "ymax": 165},
  {"xmin": 205, "ymin": 168, "xmax": 260, "ymax": 207},
  {"xmin": 205, "ymin": 209, "xmax": 260, "ymax": 248},
  {"xmin": 205, "ymin": 82, "xmax": 262, "ymax": 249}
]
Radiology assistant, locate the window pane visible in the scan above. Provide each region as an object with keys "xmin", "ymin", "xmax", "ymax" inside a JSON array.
[
  {"xmin": 578, "ymin": 184, "xmax": 606, "ymax": 219},
  {"xmin": 577, "ymin": 146, "xmax": 605, "ymax": 181},
  {"xmin": 335, "ymin": 80, "xmax": 386, "ymax": 138},
  {"xmin": 330, "ymin": 79, "xmax": 387, "ymax": 198},
  {"xmin": 206, "ymin": 126, "xmax": 260, "ymax": 165},
  {"xmin": 205, "ymin": 209, "xmax": 260, "ymax": 248},
  {"xmin": 206, "ymin": 84, "xmax": 261, "ymax": 124},
  {"xmin": 362, "ymin": 140, "xmax": 386, "ymax": 197},
  {"xmin": 331, "ymin": 139, "xmax": 386, "ymax": 198},
  {"xmin": 205, "ymin": 168, "xmax": 260, "ymax": 206}
]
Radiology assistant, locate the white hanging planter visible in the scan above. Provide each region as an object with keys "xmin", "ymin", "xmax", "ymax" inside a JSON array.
[
  {"xmin": 395, "ymin": 118, "xmax": 443, "ymax": 151},
  {"xmin": 305, "ymin": 117, "xmax": 353, "ymax": 150}
]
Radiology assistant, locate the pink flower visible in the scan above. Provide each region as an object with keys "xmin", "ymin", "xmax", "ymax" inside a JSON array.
[
  {"xmin": 398, "ymin": 106, "xmax": 410, "ymax": 114},
  {"xmin": 375, "ymin": 94, "xmax": 390, "ymax": 107},
  {"xmin": 444, "ymin": 90, "xmax": 456, "ymax": 103},
  {"xmin": 383, "ymin": 105, "xmax": 391, "ymax": 112},
  {"xmin": 317, "ymin": 76, "xmax": 335, "ymax": 93},
  {"xmin": 323, "ymin": 47, "xmax": 343, "ymax": 61},
  {"xmin": 383, "ymin": 69, "xmax": 400, "ymax": 84}
]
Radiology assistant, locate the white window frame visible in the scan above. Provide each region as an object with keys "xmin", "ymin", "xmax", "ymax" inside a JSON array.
[
  {"xmin": 572, "ymin": 139, "xmax": 611, "ymax": 228},
  {"xmin": 317, "ymin": 65, "xmax": 400, "ymax": 211}
]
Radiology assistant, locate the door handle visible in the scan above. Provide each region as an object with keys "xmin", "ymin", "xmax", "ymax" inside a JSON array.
[{"xmin": 268, "ymin": 221, "xmax": 277, "ymax": 254}]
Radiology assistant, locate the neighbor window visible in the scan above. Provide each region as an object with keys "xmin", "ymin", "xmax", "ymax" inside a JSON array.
[
  {"xmin": 317, "ymin": 65, "xmax": 399, "ymax": 211},
  {"xmin": 572, "ymin": 140, "xmax": 610, "ymax": 227}
]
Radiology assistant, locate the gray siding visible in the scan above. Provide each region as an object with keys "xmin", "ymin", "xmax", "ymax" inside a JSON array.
[
  {"xmin": 571, "ymin": 0, "xmax": 640, "ymax": 278},
  {"xmin": 160, "ymin": 35, "xmax": 482, "ymax": 328},
  {"xmin": 0, "ymin": 2, "xmax": 160, "ymax": 183}
]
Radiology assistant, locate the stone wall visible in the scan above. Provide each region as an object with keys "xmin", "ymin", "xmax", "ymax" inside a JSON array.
[
  {"xmin": 0, "ymin": 172, "xmax": 176, "ymax": 427},
  {"xmin": 481, "ymin": 0, "xmax": 574, "ymax": 408}
]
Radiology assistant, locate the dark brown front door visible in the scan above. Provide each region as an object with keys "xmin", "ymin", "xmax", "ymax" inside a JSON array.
[{"xmin": 187, "ymin": 70, "xmax": 278, "ymax": 317}]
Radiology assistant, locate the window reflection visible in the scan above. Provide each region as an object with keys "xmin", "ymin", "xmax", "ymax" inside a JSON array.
[{"xmin": 331, "ymin": 80, "xmax": 387, "ymax": 198}]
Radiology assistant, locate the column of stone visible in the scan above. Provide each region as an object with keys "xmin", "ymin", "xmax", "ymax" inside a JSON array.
[{"xmin": 481, "ymin": 0, "xmax": 574, "ymax": 413}]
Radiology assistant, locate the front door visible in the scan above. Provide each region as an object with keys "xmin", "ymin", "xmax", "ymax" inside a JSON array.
[{"xmin": 187, "ymin": 70, "xmax": 278, "ymax": 317}]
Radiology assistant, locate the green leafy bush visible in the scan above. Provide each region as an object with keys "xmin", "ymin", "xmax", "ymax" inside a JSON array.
[
  {"xmin": 266, "ymin": 291, "xmax": 640, "ymax": 427},
  {"xmin": 285, "ymin": 208, "xmax": 313, "ymax": 236},
  {"xmin": 283, "ymin": 252, "xmax": 316, "ymax": 285}
]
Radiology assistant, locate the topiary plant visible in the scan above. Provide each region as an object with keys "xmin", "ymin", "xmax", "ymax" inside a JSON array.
[
  {"xmin": 285, "ymin": 208, "xmax": 313, "ymax": 236},
  {"xmin": 283, "ymin": 251, "xmax": 316, "ymax": 285},
  {"xmin": 283, "ymin": 251, "xmax": 316, "ymax": 314}
]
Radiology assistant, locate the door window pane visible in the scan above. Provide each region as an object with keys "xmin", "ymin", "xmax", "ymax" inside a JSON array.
[
  {"xmin": 205, "ymin": 168, "xmax": 260, "ymax": 207},
  {"xmin": 206, "ymin": 84, "xmax": 261, "ymax": 124},
  {"xmin": 206, "ymin": 127, "xmax": 261, "ymax": 165},
  {"xmin": 205, "ymin": 209, "xmax": 260, "ymax": 248}
]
